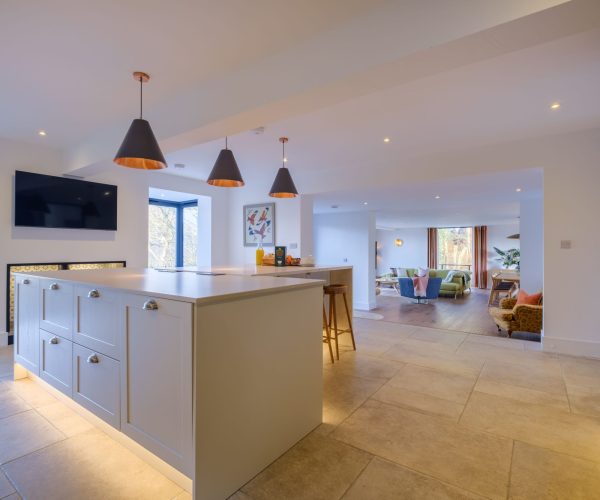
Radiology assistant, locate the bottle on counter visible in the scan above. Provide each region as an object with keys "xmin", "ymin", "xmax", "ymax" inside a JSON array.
[{"xmin": 255, "ymin": 242, "xmax": 265, "ymax": 265}]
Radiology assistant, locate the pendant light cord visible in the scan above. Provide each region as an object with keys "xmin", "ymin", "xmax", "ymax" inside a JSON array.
[
  {"xmin": 282, "ymin": 140, "xmax": 285, "ymax": 167},
  {"xmin": 225, "ymin": 136, "xmax": 228, "ymax": 150},
  {"xmin": 139, "ymin": 76, "xmax": 143, "ymax": 119}
]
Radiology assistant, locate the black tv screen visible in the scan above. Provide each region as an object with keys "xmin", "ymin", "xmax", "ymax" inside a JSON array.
[{"xmin": 14, "ymin": 171, "xmax": 118, "ymax": 230}]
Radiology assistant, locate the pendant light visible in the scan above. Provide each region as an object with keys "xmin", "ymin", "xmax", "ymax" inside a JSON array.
[
  {"xmin": 114, "ymin": 71, "xmax": 167, "ymax": 170},
  {"xmin": 269, "ymin": 137, "xmax": 298, "ymax": 198},
  {"xmin": 206, "ymin": 136, "xmax": 245, "ymax": 187}
]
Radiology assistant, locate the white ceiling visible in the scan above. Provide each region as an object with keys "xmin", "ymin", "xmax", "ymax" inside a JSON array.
[
  {"xmin": 148, "ymin": 187, "xmax": 201, "ymax": 203},
  {"xmin": 0, "ymin": 0, "xmax": 384, "ymax": 147}
]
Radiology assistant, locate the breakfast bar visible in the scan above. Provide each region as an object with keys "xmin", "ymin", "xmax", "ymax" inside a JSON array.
[{"xmin": 12, "ymin": 267, "xmax": 331, "ymax": 499}]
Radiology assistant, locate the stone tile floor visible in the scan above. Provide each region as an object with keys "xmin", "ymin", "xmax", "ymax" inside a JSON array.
[{"xmin": 1, "ymin": 318, "xmax": 600, "ymax": 499}]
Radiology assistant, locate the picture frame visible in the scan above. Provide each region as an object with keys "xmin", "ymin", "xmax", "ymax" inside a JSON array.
[{"xmin": 243, "ymin": 203, "xmax": 275, "ymax": 247}]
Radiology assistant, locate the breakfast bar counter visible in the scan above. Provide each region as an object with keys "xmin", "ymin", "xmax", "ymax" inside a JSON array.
[{"xmin": 12, "ymin": 267, "xmax": 326, "ymax": 499}]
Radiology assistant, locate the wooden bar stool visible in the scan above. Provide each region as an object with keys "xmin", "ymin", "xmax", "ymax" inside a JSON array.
[
  {"xmin": 323, "ymin": 284, "xmax": 356, "ymax": 360},
  {"xmin": 323, "ymin": 304, "xmax": 334, "ymax": 363}
]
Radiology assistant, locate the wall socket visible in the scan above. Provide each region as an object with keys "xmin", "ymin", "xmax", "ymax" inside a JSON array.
[{"xmin": 560, "ymin": 240, "xmax": 572, "ymax": 249}]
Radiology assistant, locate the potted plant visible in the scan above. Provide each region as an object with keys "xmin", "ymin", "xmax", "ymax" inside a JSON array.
[{"xmin": 493, "ymin": 247, "xmax": 520, "ymax": 271}]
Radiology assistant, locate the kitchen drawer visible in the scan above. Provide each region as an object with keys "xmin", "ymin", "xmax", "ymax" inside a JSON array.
[
  {"xmin": 40, "ymin": 279, "xmax": 73, "ymax": 339},
  {"xmin": 73, "ymin": 286, "xmax": 121, "ymax": 359},
  {"xmin": 73, "ymin": 344, "xmax": 120, "ymax": 428},
  {"xmin": 40, "ymin": 330, "xmax": 72, "ymax": 396},
  {"xmin": 14, "ymin": 275, "xmax": 40, "ymax": 374}
]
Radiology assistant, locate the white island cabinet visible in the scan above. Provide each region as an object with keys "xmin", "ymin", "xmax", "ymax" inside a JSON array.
[{"xmin": 13, "ymin": 268, "xmax": 324, "ymax": 499}]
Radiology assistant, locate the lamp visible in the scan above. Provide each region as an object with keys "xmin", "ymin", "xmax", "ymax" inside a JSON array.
[
  {"xmin": 269, "ymin": 137, "xmax": 298, "ymax": 198},
  {"xmin": 114, "ymin": 72, "xmax": 167, "ymax": 170},
  {"xmin": 207, "ymin": 136, "xmax": 244, "ymax": 187},
  {"xmin": 395, "ymin": 239, "xmax": 403, "ymax": 247}
]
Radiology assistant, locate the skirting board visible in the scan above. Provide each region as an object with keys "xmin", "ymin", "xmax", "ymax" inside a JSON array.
[
  {"xmin": 543, "ymin": 336, "xmax": 600, "ymax": 359},
  {"xmin": 20, "ymin": 368, "xmax": 193, "ymax": 494}
]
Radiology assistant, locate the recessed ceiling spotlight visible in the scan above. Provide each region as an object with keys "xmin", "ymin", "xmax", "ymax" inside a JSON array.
[
  {"xmin": 515, "ymin": 187, "xmax": 522, "ymax": 192},
  {"xmin": 174, "ymin": 163, "xmax": 185, "ymax": 169},
  {"xmin": 383, "ymin": 137, "xmax": 391, "ymax": 143},
  {"xmin": 331, "ymin": 204, "xmax": 339, "ymax": 209},
  {"xmin": 38, "ymin": 130, "xmax": 47, "ymax": 136},
  {"xmin": 550, "ymin": 102, "xmax": 561, "ymax": 110},
  {"xmin": 435, "ymin": 195, "xmax": 441, "ymax": 199},
  {"xmin": 363, "ymin": 202, "xmax": 368, "ymax": 205}
]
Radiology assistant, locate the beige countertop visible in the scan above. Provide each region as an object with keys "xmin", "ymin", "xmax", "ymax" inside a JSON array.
[
  {"xmin": 13, "ymin": 267, "xmax": 325, "ymax": 305},
  {"xmin": 170, "ymin": 264, "xmax": 352, "ymax": 276}
]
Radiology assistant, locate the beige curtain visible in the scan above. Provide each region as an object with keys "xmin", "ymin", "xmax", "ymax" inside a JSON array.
[
  {"xmin": 427, "ymin": 228, "xmax": 438, "ymax": 269},
  {"xmin": 473, "ymin": 225, "xmax": 488, "ymax": 289}
]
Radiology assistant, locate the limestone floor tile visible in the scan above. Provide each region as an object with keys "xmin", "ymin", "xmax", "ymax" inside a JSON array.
[
  {"xmin": 3, "ymin": 429, "xmax": 182, "ymax": 500},
  {"xmin": 463, "ymin": 334, "xmax": 526, "ymax": 351},
  {"xmin": 2, "ymin": 378, "xmax": 57, "ymax": 408},
  {"xmin": 323, "ymin": 351, "xmax": 403, "ymax": 380},
  {"xmin": 409, "ymin": 326, "xmax": 467, "ymax": 348},
  {"xmin": 0, "ymin": 470, "xmax": 16, "ymax": 498},
  {"xmin": 565, "ymin": 384, "xmax": 600, "ymax": 418},
  {"xmin": 340, "ymin": 336, "xmax": 397, "ymax": 357},
  {"xmin": 478, "ymin": 360, "xmax": 566, "ymax": 396},
  {"xmin": 0, "ymin": 389, "xmax": 31, "ymax": 420},
  {"xmin": 382, "ymin": 343, "xmax": 484, "ymax": 377},
  {"xmin": 241, "ymin": 433, "xmax": 372, "ymax": 500},
  {"xmin": 459, "ymin": 391, "xmax": 600, "ymax": 463},
  {"xmin": 387, "ymin": 363, "xmax": 477, "ymax": 404},
  {"xmin": 509, "ymin": 441, "xmax": 600, "ymax": 500},
  {"xmin": 342, "ymin": 457, "xmax": 484, "ymax": 500},
  {"xmin": 323, "ymin": 372, "xmax": 387, "ymax": 429},
  {"xmin": 2, "ymin": 494, "xmax": 21, "ymax": 500},
  {"xmin": 456, "ymin": 342, "xmax": 560, "ymax": 370},
  {"xmin": 560, "ymin": 355, "xmax": 600, "ymax": 380},
  {"xmin": 352, "ymin": 318, "xmax": 416, "ymax": 339},
  {"xmin": 35, "ymin": 401, "xmax": 94, "ymax": 437},
  {"xmin": 173, "ymin": 491, "xmax": 193, "ymax": 500},
  {"xmin": 228, "ymin": 491, "xmax": 253, "ymax": 500},
  {"xmin": 332, "ymin": 400, "xmax": 512, "ymax": 500},
  {"xmin": 372, "ymin": 385, "xmax": 464, "ymax": 420},
  {"xmin": 397, "ymin": 336, "xmax": 461, "ymax": 354},
  {"xmin": 474, "ymin": 379, "xmax": 570, "ymax": 413},
  {"xmin": 0, "ymin": 410, "xmax": 65, "ymax": 464}
]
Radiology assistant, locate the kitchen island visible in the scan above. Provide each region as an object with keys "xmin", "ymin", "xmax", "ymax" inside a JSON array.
[{"xmin": 12, "ymin": 267, "xmax": 326, "ymax": 499}]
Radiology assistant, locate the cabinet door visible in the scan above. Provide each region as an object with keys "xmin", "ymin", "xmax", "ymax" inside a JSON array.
[
  {"xmin": 40, "ymin": 330, "xmax": 72, "ymax": 395},
  {"xmin": 40, "ymin": 279, "xmax": 73, "ymax": 339},
  {"xmin": 73, "ymin": 286, "xmax": 121, "ymax": 359},
  {"xmin": 14, "ymin": 276, "xmax": 40, "ymax": 374},
  {"xmin": 72, "ymin": 344, "xmax": 120, "ymax": 428},
  {"xmin": 121, "ymin": 294, "xmax": 193, "ymax": 475}
]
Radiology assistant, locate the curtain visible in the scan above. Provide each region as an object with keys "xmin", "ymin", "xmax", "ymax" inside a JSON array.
[
  {"xmin": 473, "ymin": 225, "xmax": 488, "ymax": 289},
  {"xmin": 427, "ymin": 228, "xmax": 438, "ymax": 269}
]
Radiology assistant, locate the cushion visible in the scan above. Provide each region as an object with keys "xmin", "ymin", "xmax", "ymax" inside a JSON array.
[
  {"xmin": 417, "ymin": 267, "xmax": 428, "ymax": 277},
  {"xmin": 444, "ymin": 270, "xmax": 457, "ymax": 283},
  {"xmin": 440, "ymin": 282, "xmax": 460, "ymax": 291},
  {"xmin": 516, "ymin": 290, "xmax": 543, "ymax": 306}
]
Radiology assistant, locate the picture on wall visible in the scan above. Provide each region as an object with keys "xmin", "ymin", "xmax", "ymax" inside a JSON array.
[{"xmin": 243, "ymin": 203, "xmax": 275, "ymax": 246}]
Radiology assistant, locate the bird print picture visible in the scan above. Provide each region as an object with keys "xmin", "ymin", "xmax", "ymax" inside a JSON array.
[{"xmin": 244, "ymin": 203, "xmax": 275, "ymax": 246}]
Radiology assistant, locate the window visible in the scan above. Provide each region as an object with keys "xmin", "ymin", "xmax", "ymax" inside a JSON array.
[
  {"xmin": 148, "ymin": 199, "xmax": 198, "ymax": 268},
  {"xmin": 437, "ymin": 227, "xmax": 473, "ymax": 270}
]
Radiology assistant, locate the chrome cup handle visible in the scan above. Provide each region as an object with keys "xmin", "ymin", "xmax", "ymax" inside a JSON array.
[
  {"xmin": 49, "ymin": 336, "xmax": 59, "ymax": 345},
  {"xmin": 88, "ymin": 289, "xmax": 100, "ymax": 298},
  {"xmin": 87, "ymin": 354, "xmax": 99, "ymax": 364},
  {"xmin": 142, "ymin": 300, "xmax": 158, "ymax": 311},
  {"xmin": 50, "ymin": 283, "xmax": 59, "ymax": 290}
]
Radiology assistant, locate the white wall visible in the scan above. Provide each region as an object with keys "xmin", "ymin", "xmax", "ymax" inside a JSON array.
[
  {"xmin": 0, "ymin": 138, "xmax": 230, "ymax": 336},
  {"xmin": 376, "ymin": 228, "xmax": 427, "ymax": 275},
  {"xmin": 487, "ymin": 222, "xmax": 520, "ymax": 285},
  {"xmin": 543, "ymin": 160, "xmax": 599, "ymax": 357},
  {"xmin": 314, "ymin": 212, "xmax": 376, "ymax": 310},
  {"xmin": 519, "ymin": 198, "xmax": 543, "ymax": 294},
  {"xmin": 227, "ymin": 180, "xmax": 313, "ymax": 265}
]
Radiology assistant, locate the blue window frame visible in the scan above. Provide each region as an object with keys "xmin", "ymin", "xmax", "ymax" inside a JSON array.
[{"xmin": 149, "ymin": 198, "xmax": 198, "ymax": 267}]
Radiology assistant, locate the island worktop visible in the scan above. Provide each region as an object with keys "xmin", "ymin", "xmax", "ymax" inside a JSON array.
[
  {"xmin": 14, "ymin": 267, "xmax": 324, "ymax": 304},
  {"xmin": 12, "ymin": 267, "xmax": 324, "ymax": 499}
]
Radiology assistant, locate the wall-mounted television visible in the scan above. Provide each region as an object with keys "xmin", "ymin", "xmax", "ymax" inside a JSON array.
[{"xmin": 14, "ymin": 170, "xmax": 118, "ymax": 230}]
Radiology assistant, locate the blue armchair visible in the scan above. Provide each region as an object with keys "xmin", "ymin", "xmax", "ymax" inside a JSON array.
[{"xmin": 398, "ymin": 277, "xmax": 443, "ymax": 303}]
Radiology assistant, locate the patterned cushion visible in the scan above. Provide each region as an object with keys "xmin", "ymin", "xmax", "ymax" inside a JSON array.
[{"xmin": 489, "ymin": 307, "xmax": 515, "ymax": 322}]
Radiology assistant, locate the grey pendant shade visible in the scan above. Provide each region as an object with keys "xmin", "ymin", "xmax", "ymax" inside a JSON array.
[
  {"xmin": 207, "ymin": 137, "xmax": 245, "ymax": 187},
  {"xmin": 269, "ymin": 137, "xmax": 298, "ymax": 198},
  {"xmin": 114, "ymin": 72, "xmax": 167, "ymax": 170}
]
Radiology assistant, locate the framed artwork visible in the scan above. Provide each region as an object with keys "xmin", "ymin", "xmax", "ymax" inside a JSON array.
[{"xmin": 243, "ymin": 203, "xmax": 275, "ymax": 246}]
